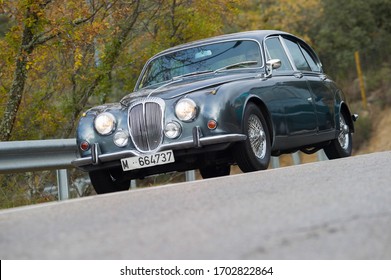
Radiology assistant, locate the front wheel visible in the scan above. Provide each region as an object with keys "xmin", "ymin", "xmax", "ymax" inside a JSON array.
[
  {"xmin": 234, "ymin": 103, "xmax": 271, "ymax": 172},
  {"xmin": 199, "ymin": 164, "xmax": 231, "ymax": 179},
  {"xmin": 89, "ymin": 169, "xmax": 130, "ymax": 194},
  {"xmin": 323, "ymin": 112, "xmax": 352, "ymax": 159}
]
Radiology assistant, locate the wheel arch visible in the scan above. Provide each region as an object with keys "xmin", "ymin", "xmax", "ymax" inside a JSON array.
[{"xmin": 339, "ymin": 102, "xmax": 355, "ymax": 133}]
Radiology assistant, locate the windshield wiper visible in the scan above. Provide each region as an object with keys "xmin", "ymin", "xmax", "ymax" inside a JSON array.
[
  {"xmin": 140, "ymin": 70, "xmax": 214, "ymax": 90},
  {"xmin": 145, "ymin": 71, "xmax": 213, "ymax": 97},
  {"xmin": 214, "ymin": 61, "xmax": 259, "ymax": 73},
  {"xmin": 172, "ymin": 70, "xmax": 214, "ymax": 80}
]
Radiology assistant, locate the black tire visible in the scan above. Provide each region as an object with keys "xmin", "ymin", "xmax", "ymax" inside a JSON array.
[
  {"xmin": 324, "ymin": 112, "xmax": 352, "ymax": 159},
  {"xmin": 199, "ymin": 164, "xmax": 231, "ymax": 179},
  {"xmin": 89, "ymin": 169, "xmax": 130, "ymax": 194},
  {"xmin": 234, "ymin": 103, "xmax": 271, "ymax": 172}
]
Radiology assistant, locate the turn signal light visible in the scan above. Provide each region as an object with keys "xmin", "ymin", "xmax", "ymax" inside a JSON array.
[
  {"xmin": 207, "ymin": 120, "xmax": 217, "ymax": 130},
  {"xmin": 80, "ymin": 141, "xmax": 90, "ymax": 151}
]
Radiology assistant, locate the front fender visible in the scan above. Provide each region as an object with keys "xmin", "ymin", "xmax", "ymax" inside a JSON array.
[{"xmin": 76, "ymin": 104, "xmax": 131, "ymax": 157}]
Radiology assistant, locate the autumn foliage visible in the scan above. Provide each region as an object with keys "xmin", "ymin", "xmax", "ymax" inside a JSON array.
[
  {"xmin": 1, "ymin": 0, "xmax": 390, "ymax": 141},
  {"xmin": 0, "ymin": 0, "xmax": 239, "ymax": 141}
]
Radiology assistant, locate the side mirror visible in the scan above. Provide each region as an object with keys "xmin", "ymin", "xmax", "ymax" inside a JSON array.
[{"xmin": 265, "ymin": 59, "xmax": 281, "ymax": 78}]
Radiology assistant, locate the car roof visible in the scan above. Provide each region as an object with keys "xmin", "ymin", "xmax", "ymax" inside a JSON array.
[{"xmin": 152, "ymin": 30, "xmax": 291, "ymax": 58}]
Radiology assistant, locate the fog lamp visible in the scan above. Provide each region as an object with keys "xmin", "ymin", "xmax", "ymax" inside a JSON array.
[
  {"xmin": 164, "ymin": 122, "xmax": 182, "ymax": 139},
  {"xmin": 113, "ymin": 130, "xmax": 129, "ymax": 147}
]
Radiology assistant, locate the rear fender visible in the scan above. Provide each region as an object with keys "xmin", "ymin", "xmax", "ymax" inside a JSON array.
[{"xmin": 340, "ymin": 102, "xmax": 355, "ymax": 133}]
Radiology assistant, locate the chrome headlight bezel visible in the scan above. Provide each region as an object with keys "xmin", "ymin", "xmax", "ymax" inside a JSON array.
[
  {"xmin": 94, "ymin": 112, "xmax": 116, "ymax": 135},
  {"xmin": 175, "ymin": 98, "xmax": 197, "ymax": 122}
]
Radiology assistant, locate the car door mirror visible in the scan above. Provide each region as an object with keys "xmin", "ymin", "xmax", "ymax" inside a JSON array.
[{"xmin": 265, "ymin": 59, "xmax": 282, "ymax": 78}]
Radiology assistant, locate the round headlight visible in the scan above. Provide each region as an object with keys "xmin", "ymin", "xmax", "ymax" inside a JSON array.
[
  {"xmin": 94, "ymin": 112, "xmax": 116, "ymax": 135},
  {"xmin": 113, "ymin": 130, "xmax": 129, "ymax": 147},
  {"xmin": 175, "ymin": 98, "xmax": 197, "ymax": 122},
  {"xmin": 164, "ymin": 122, "xmax": 182, "ymax": 139}
]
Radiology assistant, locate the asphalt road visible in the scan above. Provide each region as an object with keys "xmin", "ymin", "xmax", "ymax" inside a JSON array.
[{"xmin": 1, "ymin": 151, "xmax": 391, "ymax": 259}]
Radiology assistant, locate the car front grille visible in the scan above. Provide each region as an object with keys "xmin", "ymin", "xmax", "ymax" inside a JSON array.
[{"xmin": 128, "ymin": 98, "xmax": 165, "ymax": 152}]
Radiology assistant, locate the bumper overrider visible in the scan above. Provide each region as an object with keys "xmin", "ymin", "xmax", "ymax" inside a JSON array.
[{"xmin": 72, "ymin": 127, "xmax": 246, "ymax": 172}]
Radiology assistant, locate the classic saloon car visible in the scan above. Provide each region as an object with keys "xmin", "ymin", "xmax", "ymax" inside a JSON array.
[{"xmin": 72, "ymin": 30, "xmax": 357, "ymax": 194}]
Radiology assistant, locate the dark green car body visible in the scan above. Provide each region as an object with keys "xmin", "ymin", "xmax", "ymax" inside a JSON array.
[{"xmin": 73, "ymin": 30, "xmax": 356, "ymax": 193}]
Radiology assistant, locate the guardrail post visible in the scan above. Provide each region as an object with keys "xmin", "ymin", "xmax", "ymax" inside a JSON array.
[
  {"xmin": 57, "ymin": 169, "xmax": 70, "ymax": 200},
  {"xmin": 317, "ymin": 150, "xmax": 328, "ymax": 161},
  {"xmin": 271, "ymin": 156, "xmax": 280, "ymax": 168},
  {"xmin": 292, "ymin": 151, "xmax": 301, "ymax": 165},
  {"xmin": 186, "ymin": 170, "xmax": 196, "ymax": 181}
]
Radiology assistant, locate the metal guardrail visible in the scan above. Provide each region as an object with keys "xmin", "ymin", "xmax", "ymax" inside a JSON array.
[
  {"xmin": 0, "ymin": 139, "xmax": 78, "ymax": 173},
  {"xmin": 0, "ymin": 139, "xmax": 78, "ymax": 200},
  {"xmin": 0, "ymin": 138, "xmax": 327, "ymax": 201}
]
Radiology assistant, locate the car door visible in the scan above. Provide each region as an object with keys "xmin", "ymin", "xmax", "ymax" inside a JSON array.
[
  {"xmin": 264, "ymin": 36, "xmax": 317, "ymax": 136},
  {"xmin": 281, "ymin": 36, "xmax": 335, "ymax": 132}
]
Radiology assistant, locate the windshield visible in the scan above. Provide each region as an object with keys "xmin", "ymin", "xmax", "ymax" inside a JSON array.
[{"xmin": 137, "ymin": 40, "xmax": 262, "ymax": 89}]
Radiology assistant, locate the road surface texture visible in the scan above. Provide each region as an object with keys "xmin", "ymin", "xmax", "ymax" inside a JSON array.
[{"xmin": 1, "ymin": 151, "xmax": 390, "ymax": 259}]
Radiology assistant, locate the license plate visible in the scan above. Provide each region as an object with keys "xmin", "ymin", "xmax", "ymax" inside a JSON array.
[{"xmin": 121, "ymin": 150, "xmax": 175, "ymax": 171}]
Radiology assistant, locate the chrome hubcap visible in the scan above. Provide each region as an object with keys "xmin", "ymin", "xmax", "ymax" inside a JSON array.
[
  {"xmin": 338, "ymin": 114, "xmax": 350, "ymax": 150},
  {"xmin": 248, "ymin": 114, "xmax": 267, "ymax": 159}
]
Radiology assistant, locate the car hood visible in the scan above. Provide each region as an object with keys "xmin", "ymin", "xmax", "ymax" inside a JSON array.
[{"xmin": 120, "ymin": 72, "xmax": 258, "ymax": 105}]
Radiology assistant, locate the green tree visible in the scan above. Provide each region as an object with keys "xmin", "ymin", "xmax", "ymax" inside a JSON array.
[
  {"xmin": 314, "ymin": 0, "xmax": 376, "ymax": 79},
  {"xmin": 234, "ymin": 0, "xmax": 322, "ymax": 42}
]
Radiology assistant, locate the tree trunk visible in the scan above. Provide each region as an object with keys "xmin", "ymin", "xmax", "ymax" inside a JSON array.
[{"xmin": 0, "ymin": 7, "xmax": 35, "ymax": 141}]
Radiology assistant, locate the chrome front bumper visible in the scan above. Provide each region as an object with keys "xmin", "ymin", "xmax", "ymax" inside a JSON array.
[{"xmin": 72, "ymin": 132, "xmax": 246, "ymax": 168}]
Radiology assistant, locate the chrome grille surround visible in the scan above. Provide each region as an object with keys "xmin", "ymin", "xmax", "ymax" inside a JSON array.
[{"xmin": 128, "ymin": 97, "xmax": 165, "ymax": 153}]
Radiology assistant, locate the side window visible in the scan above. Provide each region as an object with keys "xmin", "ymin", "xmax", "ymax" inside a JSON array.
[
  {"xmin": 283, "ymin": 38, "xmax": 311, "ymax": 71},
  {"xmin": 300, "ymin": 45, "xmax": 321, "ymax": 72},
  {"xmin": 265, "ymin": 37, "xmax": 293, "ymax": 71}
]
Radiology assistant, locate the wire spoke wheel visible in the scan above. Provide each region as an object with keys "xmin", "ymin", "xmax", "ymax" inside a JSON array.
[
  {"xmin": 248, "ymin": 114, "xmax": 267, "ymax": 159},
  {"xmin": 338, "ymin": 114, "xmax": 350, "ymax": 151},
  {"xmin": 234, "ymin": 103, "xmax": 271, "ymax": 172},
  {"xmin": 324, "ymin": 111, "xmax": 353, "ymax": 159}
]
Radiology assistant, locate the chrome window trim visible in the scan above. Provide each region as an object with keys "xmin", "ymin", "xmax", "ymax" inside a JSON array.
[
  {"xmin": 297, "ymin": 42, "xmax": 323, "ymax": 73},
  {"xmin": 263, "ymin": 36, "xmax": 294, "ymax": 71},
  {"xmin": 278, "ymin": 35, "xmax": 297, "ymax": 71}
]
